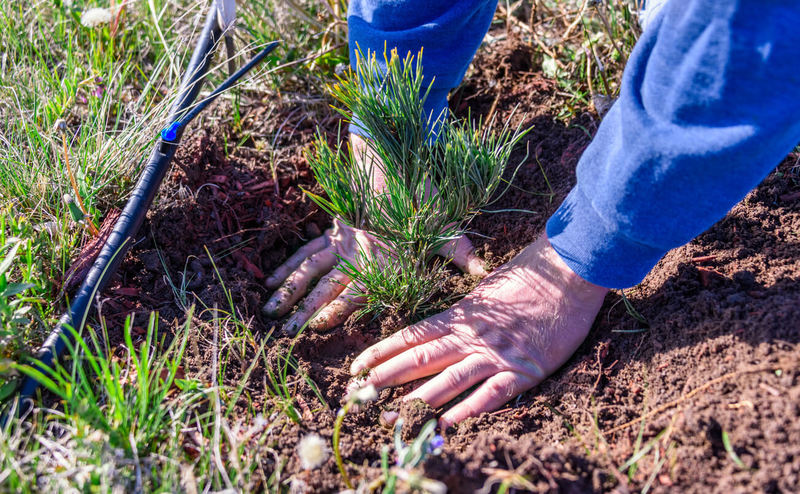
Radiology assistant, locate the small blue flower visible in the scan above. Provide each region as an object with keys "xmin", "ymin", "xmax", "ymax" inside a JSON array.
[{"xmin": 428, "ymin": 435, "xmax": 444, "ymax": 452}]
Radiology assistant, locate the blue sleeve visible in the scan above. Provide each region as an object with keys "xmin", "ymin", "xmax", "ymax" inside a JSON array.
[
  {"xmin": 547, "ymin": 0, "xmax": 800, "ymax": 289},
  {"xmin": 347, "ymin": 0, "xmax": 497, "ymax": 137}
]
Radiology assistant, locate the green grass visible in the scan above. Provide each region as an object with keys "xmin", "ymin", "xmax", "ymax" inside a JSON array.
[
  {"xmin": 0, "ymin": 0, "xmax": 199, "ymax": 361},
  {"xmin": 0, "ymin": 267, "xmax": 328, "ymax": 491},
  {"xmin": 2, "ymin": 305, "xmax": 288, "ymax": 491},
  {"xmin": 496, "ymin": 0, "xmax": 640, "ymax": 119},
  {"xmin": 0, "ymin": 0, "xmax": 348, "ymax": 359}
]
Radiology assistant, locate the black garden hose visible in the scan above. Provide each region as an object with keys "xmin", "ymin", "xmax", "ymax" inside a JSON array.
[{"xmin": 14, "ymin": 1, "xmax": 278, "ymax": 406}]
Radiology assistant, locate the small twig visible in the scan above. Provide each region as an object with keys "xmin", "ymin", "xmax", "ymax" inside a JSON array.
[
  {"xmin": 284, "ymin": 0, "xmax": 346, "ymax": 44},
  {"xmin": 269, "ymin": 107, "xmax": 302, "ymax": 196},
  {"xmin": 482, "ymin": 91, "xmax": 502, "ymax": 133},
  {"xmin": 57, "ymin": 126, "xmax": 99, "ymax": 236},
  {"xmin": 592, "ymin": 3, "xmax": 628, "ymax": 68},
  {"xmin": 562, "ymin": 0, "xmax": 589, "ymax": 40},
  {"xmin": 605, "ymin": 360, "xmax": 794, "ymax": 435}
]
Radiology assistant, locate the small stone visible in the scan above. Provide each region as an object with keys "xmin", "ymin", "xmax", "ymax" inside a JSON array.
[
  {"xmin": 732, "ymin": 270, "xmax": 757, "ymax": 288},
  {"xmin": 398, "ymin": 398, "xmax": 437, "ymax": 442}
]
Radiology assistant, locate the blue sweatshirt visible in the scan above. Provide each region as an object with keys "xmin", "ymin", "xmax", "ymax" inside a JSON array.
[{"xmin": 348, "ymin": 0, "xmax": 800, "ymax": 289}]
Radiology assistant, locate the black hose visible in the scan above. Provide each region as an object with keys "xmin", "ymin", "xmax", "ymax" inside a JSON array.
[
  {"xmin": 161, "ymin": 40, "xmax": 279, "ymax": 142},
  {"xmin": 14, "ymin": 4, "xmax": 273, "ymax": 405}
]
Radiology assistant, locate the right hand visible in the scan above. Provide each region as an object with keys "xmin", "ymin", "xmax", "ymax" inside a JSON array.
[
  {"xmin": 262, "ymin": 134, "xmax": 488, "ymax": 335},
  {"xmin": 347, "ymin": 234, "xmax": 609, "ymax": 427}
]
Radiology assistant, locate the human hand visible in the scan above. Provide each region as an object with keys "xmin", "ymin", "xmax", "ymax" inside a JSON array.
[
  {"xmin": 262, "ymin": 134, "xmax": 488, "ymax": 335},
  {"xmin": 347, "ymin": 234, "xmax": 609, "ymax": 428}
]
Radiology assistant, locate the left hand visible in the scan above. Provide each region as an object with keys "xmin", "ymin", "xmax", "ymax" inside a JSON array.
[
  {"xmin": 262, "ymin": 219, "xmax": 488, "ymax": 334},
  {"xmin": 263, "ymin": 134, "xmax": 489, "ymax": 335}
]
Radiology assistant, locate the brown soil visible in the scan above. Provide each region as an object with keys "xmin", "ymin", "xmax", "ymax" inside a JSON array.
[{"xmin": 106, "ymin": 38, "xmax": 800, "ymax": 493}]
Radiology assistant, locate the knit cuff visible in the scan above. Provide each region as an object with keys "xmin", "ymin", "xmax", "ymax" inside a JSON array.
[{"xmin": 546, "ymin": 186, "xmax": 668, "ymax": 289}]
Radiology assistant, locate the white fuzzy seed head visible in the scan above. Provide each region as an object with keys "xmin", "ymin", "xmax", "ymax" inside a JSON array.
[
  {"xmin": 296, "ymin": 433, "xmax": 329, "ymax": 470},
  {"xmin": 80, "ymin": 8, "xmax": 112, "ymax": 28},
  {"xmin": 254, "ymin": 413, "xmax": 267, "ymax": 428},
  {"xmin": 355, "ymin": 384, "xmax": 378, "ymax": 403},
  {"xmin": 53, "ymin": 118, "xmax": 67, "ymax": 134}
]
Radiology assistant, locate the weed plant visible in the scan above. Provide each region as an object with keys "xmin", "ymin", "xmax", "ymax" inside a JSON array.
[
  {"xmin": 332, "ymin": 387, "xmax": 446, "ymax": 493},
  {"xmin": 494, "ymin": 0, "xmax": 640, "ymax": 119},
  {"xmin": 305, "ymin": 49, "xmax": 528, "ymax": 316},
  {"xmin": 381, "ymin": 418, "xmax": 446, "ymax": 494},
  {"xmin": 352, "ymin": 417, "xmax": 446, "ymax": 493}
]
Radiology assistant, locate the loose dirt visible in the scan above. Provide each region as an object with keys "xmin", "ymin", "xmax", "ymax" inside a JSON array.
[{"xmin": 104, "ymin": 38, "xmax": 800, "ymax": 493}]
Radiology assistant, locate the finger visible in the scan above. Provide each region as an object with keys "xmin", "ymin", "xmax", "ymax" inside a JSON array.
[
  {"xmin": 404, "ymin": 355, "xmax": 497, "ymax": 408},
  {"xmin": 308, "ymin": 285, "xmax": 365, "ymax": 332},
  {"xmin": 436, "ymin": 236, "xmax": 488, "ymax": 277},
  {"xmin": 265, "ymin": 234, "xmax": 329, "ymax": 289},
  {"xmin": 440, "ymin": 371, "xmax": 535, "ymax": 428},
  {"xmin": 283, "ymin": 269, "xmax": 350, "ymax": 335},
  {"xmin": 349, "ymin": 313, "xmax": 452, "ymax": 375},
  {"xmin": 262, "ymin": 248, "xmax": 337, "ymax": 318},
  {"xmin": 361, "ymin": 336, "xmax": 464, "ymax": 389}
]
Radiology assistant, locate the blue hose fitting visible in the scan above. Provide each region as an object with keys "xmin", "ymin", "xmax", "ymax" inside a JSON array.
[{"xmin": 161, "ymin": 121, "xmax": 182, "ymax": 141}]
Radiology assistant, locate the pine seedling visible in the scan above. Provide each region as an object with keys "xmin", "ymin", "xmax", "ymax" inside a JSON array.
[
  {"xmin": 336, "ymin": 245, "xmax": 452, "ymax": 316},
  {"xmin": 305, "ymin": 48, "xmax": 528, "ymax": 316}
]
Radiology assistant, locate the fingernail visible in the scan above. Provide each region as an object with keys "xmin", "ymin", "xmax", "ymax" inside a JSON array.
[
  {"xmin": 262, "ymin": 300, "xmax": 279, "ymax": 318},
  {"xmin": 379, "ymin": 410, "xmax": 399, "ymax": 428},
  {"xmin": 471, "ymin": 258, "xmax": 489, "ymax": 277},
  {"xmin": 307, "ymin": 314, "xmax": 327, "ymax": 332},
  {"xmin": 282, "ymin": 315, "xmax": 302, "ymax": 335},
  {"xmin": 350, "ymin": 359, "xmax": 365, "ymax": 375}
]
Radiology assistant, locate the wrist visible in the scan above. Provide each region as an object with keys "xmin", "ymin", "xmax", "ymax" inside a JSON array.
[
  {"xmin": 509, "ymin": 235, "xmax": 610, "ymax": 305},
  {"xmin": 349, "ymin": 133, "xmax": 387, "ymax": 191}
]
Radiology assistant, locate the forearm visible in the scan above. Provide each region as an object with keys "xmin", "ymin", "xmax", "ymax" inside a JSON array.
[{"xmin": 547, "ymin": 0, "xmax": 800, "ymax": 288}]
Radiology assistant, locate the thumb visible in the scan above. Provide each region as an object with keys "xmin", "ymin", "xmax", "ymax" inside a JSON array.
[{"xmin": 437, "ymin": 235, "xmax": 488, "ymax": 277}]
